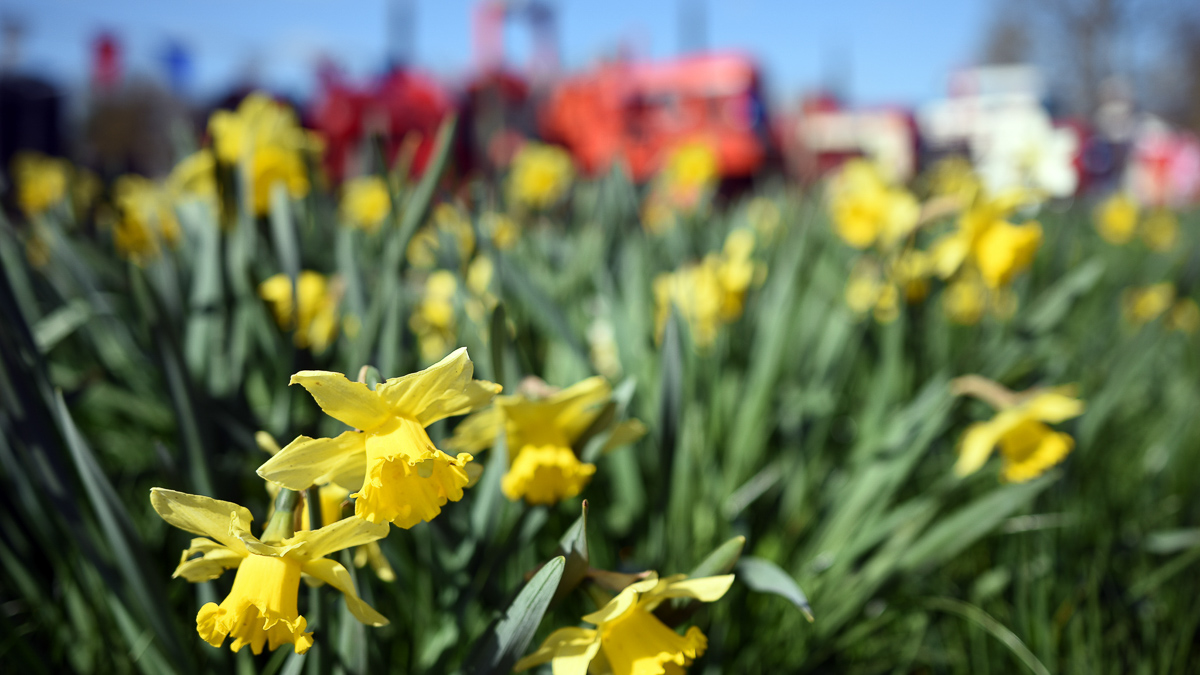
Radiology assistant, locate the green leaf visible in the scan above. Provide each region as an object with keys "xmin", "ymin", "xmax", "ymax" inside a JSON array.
[
  {"xmin": 489, "ymin": 303, "xmax": 509, "ymax": 389},
  {"xmin": 658, "ymin": 308, "xmax": 683, "ymax": 471},
  {"xmin": 925, "ymin": 598, "xmax": 1051, "ymax": 675},
  {"xmin": 551, "ymin": 501, "xmax": 589, "ymax": 605},
  {"xmin": 54, "ymin": 390, "xmax": 191, "ymax": 667},
  {"xmin": 470, "ymin": 428, "xmax": 508, "ymax": 540},
  {"xmin": 737, "ymin": 556, "xmax": 814, "ymax": 622},
  {"xmin": 690, "ymin": 535, "xmax": 746, "ymax": 578},
  {"xmin": 1022, "ymin": 257, "xmax": 1105, "ymax": 334},
  {"xmin": 899, "ymin": 475, "xmax": 1054, "ymax": 571},
  {"xmin": 269, "ymin": 183, "xmax": 301, "ymax": 286},
  {"xmin": 466, "ymin": 556, "xmax": 566, "ymax": 674},
  {"xmin": 32, "ymin": 297, "xmax": 91, "ymax": 353}
]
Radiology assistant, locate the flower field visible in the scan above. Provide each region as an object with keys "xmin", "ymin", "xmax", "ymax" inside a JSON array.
[{"xmin": 3, "ymin": 96, "xmax": 1200, "ymax": 675}]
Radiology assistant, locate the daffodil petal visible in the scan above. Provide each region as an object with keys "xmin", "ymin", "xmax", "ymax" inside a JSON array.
[
  {"xmin": 513, "ymin": 627, "xmax": 599, "ymax": 674},
  {"xmin": 286, "ymin": 516, "xmax": 389, "ymax": 562},
  {"xmin": 652, "ymin": 574, "xmax": 736, "ymax": 603},
  {"xmin": 257, "ymin": 431, "xmax": 368, "ymax": 492},
  {"xmin": 290, "ymin": 371, "xmax": 391, "ymax": 432},
  {"xmin": 150, "ymin": 488, "xmax": 253, "ymax": 552},
  {"xmin": 955, "ymin": 413, "xmax": 1019, "ymax": 477},
  {"xmin": 581, "ymin": 575, "xmax": 660, "ymax": 626},
  {"xmin": 1025, "ymin": 391, "xmax": 1085, "ymax": 423},
  {"xmin": 173, "ymin": 538, "xmax": 246, "ymax": 582},
  {"xmin": 418, "ymin": 379, "xmax": 503, "ymax": 426},
  {"xmin": 602, "ymin": 419, "xmax": 648, "ymax": 453},
  {"xmin": 301, "ymin": 558, "xmax": 389, "ymax": 626},
  {"xmin": 443, "ymin": 405, "xmax": 504, "ymax": 454},
  {"xmin": 375, "ymin": 347, "xmax": 472, "ymax": 412},
  {"xmin": 375, "ymin": 348, "xmax": 500, "ymax": 424}
]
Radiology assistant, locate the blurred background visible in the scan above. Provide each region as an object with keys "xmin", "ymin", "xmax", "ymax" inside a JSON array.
[
  {"xmin": 5, "ymin": 2, "xmax": 1200, "ymax": 674},
  {"xmin": 3, "ymin": 0, "xmax": 1199, "ymax": 200}
]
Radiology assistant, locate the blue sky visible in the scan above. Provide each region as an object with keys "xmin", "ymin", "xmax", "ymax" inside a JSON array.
[{"xmin": 5, "ymin": 0, "xmax": 993, "ymax": 106}]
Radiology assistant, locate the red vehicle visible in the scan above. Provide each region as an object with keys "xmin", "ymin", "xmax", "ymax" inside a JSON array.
[
  {"xmin": 309, "ymin": 62, "xmax": 454, "ymax": 183},
  {"xmin": 538, "ymin": 52, "xmax": 771, "ymax": 182}
]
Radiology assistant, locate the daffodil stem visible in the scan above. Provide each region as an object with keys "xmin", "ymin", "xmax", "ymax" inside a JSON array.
[{"xmin": 262, "ymin": 488, "xmax": 300, "ymax": 543}]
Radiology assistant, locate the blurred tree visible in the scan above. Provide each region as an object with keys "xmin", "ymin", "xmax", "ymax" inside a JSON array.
[{"xmin": 979, "ymin": 9, "xmax": 1032, "ymax": 65}]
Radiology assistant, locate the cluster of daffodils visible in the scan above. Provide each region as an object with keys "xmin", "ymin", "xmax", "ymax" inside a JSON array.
[
  {"xmin": 207, "ymin": 92, "xmax": 322, "ymax": 216},
  {"xmin": 258, "ymin": 271, "xmax": 344, "ymax": 353},
  {"xmin": 153, "ymin": 349, "xmax": 726, "ymax": 664},
  {"xmin": 830, "ymin": 159, "xmax": 924, "ymax": 322},
  {"xmin": 153, "ymin": 349, "xmax": 499, "ymax": 654},
  {"xmin": 654, "ymin": 228, "xmax": 766, "ymax": 348},
  {"xmin": 408, "ymin": 202, "xmax": 477, "ymax": 270},
  {"xmin": 1121, "ymin": 282, "xmax": 1200, "ymax": 333},
  {"xmin": 108, "ymin": 175, "xmax": 182, "ymax": 264},
  {"xmin": 1093, "ymin": 192, "xmax": 1179, "ymax": 252},
  {"xmin": 10, "ymin": 151, "xmax": 101, "ymax": 266},
  {"xmin": 410, "ymin": 270, "xmax": 460, "ymax": 362},
  {"xmin": 832, "ymin": 158, "xmax": 1046, "ymax": 326},
  {"xmin": 950, "ymin": 376, "xmax": 1085, "ymax": 482},
  {"xmin": 642, "ymin": 141, "xmax": 720, "ymax": 234}
]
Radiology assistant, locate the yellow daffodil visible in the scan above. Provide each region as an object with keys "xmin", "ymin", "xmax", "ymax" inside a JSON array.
[
  {"xmin": 943, "ymin": 274, "xmax": 987, "ymax": 325},
  {"xmin": 587, "ymin": 317, "xmax": 622, "ymax": 380},
  {"xmin": 661, "ymin": 141, "xmax": 719, "ymax": 211},
  {"xmin": 508, "ymin": 142, "xmax": 574, "ymax": 210},
  {"xmin": 341, "ymin": 176, "xmax": 391, "ymax": 232},
  {"xmin": 410, "ymin": 270, "xmax": 459, "ymax": 363},
  {"xmin": 930, "ymin": 191, "xmax": 1042, "ymax": 289},
  {"xmin": 515, "ymin": 572, "xmax": 735, "ymax": 675},
  {"xmin": 926, "ymin": 156, "xmax": 982, "ymax": 203},
  {"xmin": 71, "ymin": 167, "xmax": 102, "ymax": 217},
  {"xmin": 1141, "ymin": 208, "xmax": 1178, "ymax": 252},
  {"xmin": 828, "ymin": 159, "xmax": 920, "ymax": 250},
  {"xmin": 447, "ymin": 377, "xmax": 644, "ymax": 505},
  {"xmin": 248, "ymin": 146, "xmax": 310, "ymax": 216},
  {"xmin": 257, "ymin": 348, "xmax": 500, "ymax": 528},
  {"xmin": 1167, "ymin": 298, "xmax": 1200, "ymax": 334},
  {"xmin": 208, "ymin": 93, "xmax": 317, "ymax": 216},
  {"xmin": 111, "ymin": 175, "xmax": 182, "ymax": 264},
  {"xmin": 12, "ymin": 152, "xmax": 69, "ymax": 217},
  {"xmin": 954, "ymin": 385, "xmax": 1084, "ymax": 482},
  {"xmin": 973, "ymin": 219, "xmax": 1042, "ymax": 289},
  {"xmin": 407, "ymin": 203, "xmax": 477, "ymax": 269},
  {"xmin": 654, "ymin": 230, "xmax": 764, "ymax": 347},
  {"xmin": 150, "ymin": 488, "xmax": 388, "ymax": 655},
  {"xmin": 893, "ymin": 249, "xmax": 932, "ymax": 304},
  {"xmin": 259, "ymin": 271, "xmax": 341, "ymax": 352},
  {"xmin": 845, "ymin": 263, "xmax": 884, "ymax": 317},
  {"xmin": 1123, "ymin": 282, "xmax": 1175, "ymax": 325},
  {"xmin": 168, "ymin": 150, "xmax": 218, "ymax": 203},
  {"xmin": 464, "ymin": 255, "xmax": 498, "ymax": 325},
  {"xmin": 1093, "ymin": 193, "xmax": 1138, "ymax": 245},
  {"xmin": 654, "ymin": 261, "xmax": 724, "ymax": 348},
  {"xmin": 639, "ymin": 193, "xmax": 675, "ymax": 234},
  {"xmin": 482, "ymin": 211, "xmax": 519, "ymax": 250},
  {"xmin": 745, "ymin": 196, "xmax": 783, "ymax": 241}
]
